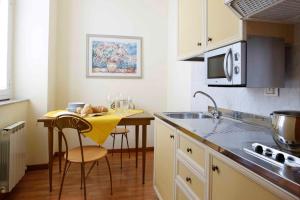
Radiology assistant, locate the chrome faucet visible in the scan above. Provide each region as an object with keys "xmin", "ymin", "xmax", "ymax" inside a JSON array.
[{"xmin": 193, "ymin": 91, "xmax": 220, "ymax": 119}]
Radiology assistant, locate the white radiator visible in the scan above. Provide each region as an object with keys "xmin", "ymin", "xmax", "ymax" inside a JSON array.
[{"xmin": 0, "ymin": 121, "xmax": 26, "ymax": 193}]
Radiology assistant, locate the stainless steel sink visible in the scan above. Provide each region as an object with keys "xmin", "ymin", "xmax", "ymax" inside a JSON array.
[{"xmin": 163, "ymin": 112, "xmax": 212, "ymax": 119}]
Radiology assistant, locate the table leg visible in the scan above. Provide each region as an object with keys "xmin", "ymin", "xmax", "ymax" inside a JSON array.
[
  {"xmin": 58, "ymin": 131, "xmax": 62, "ymax": 173},
  {"xmin": 48, "ymin": 127, "xmax": 54, "ymax": 192},
  {"xmin": 142, "ymin": 125, "xmax": 147, "ymax": 184},
  {"xmin": 135, "ymin": 125, "xmax": 139, "ymax": 168}
]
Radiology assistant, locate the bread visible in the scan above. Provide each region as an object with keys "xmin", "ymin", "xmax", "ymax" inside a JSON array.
[
  {"xmin": 92, "ymin": 106, "xmax": 108, "ymax": 113},
  {"xmin": 76, "ymin": 107, "xmax": 82, "ymax": 114},
  {"xmin": 81, "ymin": 104, "xmax": 93, "ymax": 116}
]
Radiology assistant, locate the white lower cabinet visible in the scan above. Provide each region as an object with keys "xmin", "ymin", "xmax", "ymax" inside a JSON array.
[
  {"xmin": 176, "ymin": 160, "xmax": 205, "ymax": 200},
  {"xmin": 175, "ymin": 181, "xmax": 192, "ymax": 200},
  {"xmin": 154, "ymin": 119, "xmax": 176, "ymax": 200},
  {"xmin": 154, "ymin": 118, "xmax": 297, "ymax": 200},
  {"xmin": 210, "ymin": 156, "xmax": 283, "ymax": 200}
]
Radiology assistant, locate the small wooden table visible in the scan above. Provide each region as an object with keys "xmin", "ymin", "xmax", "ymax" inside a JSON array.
[{"xmin": 37, "ymin": 112, "xmax": 154, "ymax": 192}]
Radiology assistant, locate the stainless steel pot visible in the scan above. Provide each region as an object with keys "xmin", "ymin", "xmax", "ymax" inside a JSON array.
[{"xmin": 271, "ymin": 111, "xmax": 300, "ymax": 153}]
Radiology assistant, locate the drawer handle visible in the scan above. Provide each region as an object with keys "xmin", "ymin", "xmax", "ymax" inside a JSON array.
[
  {"xmin": 208, "ymin": 37, "xmax": 213, "ymax": 42},
  {"xmin": 185, "ymin": 177, "xmax": 192, "ymax": 184},
  {"xmin": 197, "ymin": 42, "xmax": 202, "ymax": 46},
  {"xmin": 170, "ymin": 135, "xmax": 174, "ymax": 139},
  {"xmin": 186, "ymin": 148, "xmax": 192, "ymax": 154},
  {"xmin": 212, "ymin": 165, "xmax": 219, "ymax": 173}
]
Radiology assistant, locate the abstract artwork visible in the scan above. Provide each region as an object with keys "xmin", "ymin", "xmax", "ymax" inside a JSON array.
[{"xmin": 87, "ymin": 34, "xmax": 142, "ymax": 78}]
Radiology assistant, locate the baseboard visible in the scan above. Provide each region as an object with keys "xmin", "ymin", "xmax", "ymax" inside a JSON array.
[
  {"xmin": 108, "ymin": 147, "xmax": 154, "ymax": 153},
  {"xmin": 26, "ymin": 147, "xmax": 154, "ymax": 172},
  {"xmin": 26, "ymin": 163, "xmax": 49, "ymax": 171},
  {"xmin": 55, "ymin": 147, "xmax": 154, "ymax": 155}
]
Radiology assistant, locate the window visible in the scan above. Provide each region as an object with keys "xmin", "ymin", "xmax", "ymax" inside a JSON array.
[{"xmin": 0, "ymin": 0, "xmax": 11, "ymax": 100}]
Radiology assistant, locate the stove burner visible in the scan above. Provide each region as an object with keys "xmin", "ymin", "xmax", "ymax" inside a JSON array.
[
  {"xmin": 275, "ymin": 153, "xmax": 285, "ymax": 163},
  {"xmin": 287, "ymin": 156, "xmax": 295, "ymax": 162},
  {"xmin": 254, "ymin": 145, "xmax": 263, "ymax": 154},
  {"xmin": 265, "ymin": 148, "xmax": 273, "ymax": 157},
  {"xmin": 244, "ymin": 143, "xmax": 300, "ymax": 168}
]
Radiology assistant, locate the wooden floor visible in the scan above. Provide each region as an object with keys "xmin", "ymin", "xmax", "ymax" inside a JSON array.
[{"xmin": 7, "ymin": 152, "xmax": 156, "ymax": 200}]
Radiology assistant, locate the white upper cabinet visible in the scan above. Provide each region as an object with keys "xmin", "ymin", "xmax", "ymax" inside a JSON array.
[
  {"xmin": 178, "ymin": 0, "xmax": 244, "ymax": 60},
  {"xmin": 178, "ymin": 0, "xmax": 205, "ymax": 60},
  {"xmin": 206, "ymin": 0, "xmax": 244, "ymax": 51},
  {"xmin": 177, "ymin": 0, "xmax": 294, "ymax": 61}
]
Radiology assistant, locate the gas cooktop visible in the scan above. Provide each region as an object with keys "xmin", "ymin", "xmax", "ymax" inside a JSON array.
[{"xmin": 244, "ymin": 143, "xmax": 300, "ymax": 169}]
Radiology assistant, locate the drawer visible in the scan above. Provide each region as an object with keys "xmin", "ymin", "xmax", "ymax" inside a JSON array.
[
  {"xmin": 176, "ymin": 185, "xmax": 190, "ymax": 200},
  {"xmin": 177, "ymin": 162, "xmax": 205, "ymax": 200},
  {"xmin": 179, "ymin": 134, "xmax": 205, "ymax": 168}
]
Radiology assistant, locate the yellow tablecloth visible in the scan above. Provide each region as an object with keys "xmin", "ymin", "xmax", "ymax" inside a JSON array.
[{"xmin": 44, "ymin": 109, "xmax": 144, "ymax": 144}]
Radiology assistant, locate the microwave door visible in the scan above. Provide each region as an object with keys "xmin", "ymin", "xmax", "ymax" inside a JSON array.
[
  {"xmin": 223, "ymin": 48, "xmax": 233, "ymax": 82},
  {"xmin": 206, "ymin": 52, "xmax": 233, "ymax": 85}
]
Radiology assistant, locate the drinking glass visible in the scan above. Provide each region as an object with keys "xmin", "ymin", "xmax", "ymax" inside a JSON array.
[
  {"xmin": 128, "ymin": 97, "xmax": 135, "ymax": 110},
  {"xmin": 122, "ymin": 98, "xmax": 129, "ymax": 113},
  {"xmin": 107, "ymin": 95, "xmax": 113, "ymax": 109}
]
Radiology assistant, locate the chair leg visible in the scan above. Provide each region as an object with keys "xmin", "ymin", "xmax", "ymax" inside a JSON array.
[
  {"xmin": 112, "ymin": 134, "xmax": 115, "ymax": 156},
  {"xmin": 81, "ymin": 163, "xmax": 87, "ymax": 200},
  {"xmin": 58, "ymin": 160, "xmax": 69, "ymax": 200},
  {"xmin": 125, "ymin": 133, "xmax": 130, "ymax": 158},
  {"xmin": 105, "ymin": 156, "xmax": 113, "ymax": 195},
  {"xmin": 80, "ymin": 165, "xmax": 83, "ymax": 189},
  {"xmin": 66, "ymin": 162, "xmax": 72, "ymax": 174},
  {"xmin": 86, "ymin": 161, "xmax": 97, "ymax": 179},
  {"xmin": 121, "ymin": 134, "xmax": 123, "ymax": 169}
]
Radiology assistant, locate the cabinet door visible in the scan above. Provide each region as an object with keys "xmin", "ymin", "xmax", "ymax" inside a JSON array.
[
  {"xmin": 176, "ymin": 184, "xmax": 190, "ymax": 200},
  {"xmin": 207, "ymin": 0, "xmax": 243, "ymax": 50},
  {"xmin": 154, "ymin": 119, "xmax": 176, "ymax": 200},
  {"xmin": 178, "ymin": 0, "xmax": 204, "ymax": 59},
  {"xmin": 211, "ymin": 156, "xmax": 282, "ymax": 200}
]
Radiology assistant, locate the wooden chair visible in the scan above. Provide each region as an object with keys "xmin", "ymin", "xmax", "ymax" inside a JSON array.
[
  {"xmin": 110, "ymin": 126, "xmax": 130, "ymax": 168},
  {"xmin": 54, "ymin": 114, "xmax": 112, "ymax": 200}
]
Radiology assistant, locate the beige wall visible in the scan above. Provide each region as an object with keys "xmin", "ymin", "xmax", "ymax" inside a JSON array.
[
  {"xmin": 13, "ymin": 0, "xmax": 52, "ymax": 165},
  {"xmin": 0, "ymin": 101, "xmax": 28, "ymax": 130},
  {"xmin": 55, "ymin": 0, "xmax": 169, "ymax": 148},
  {"xmin": 166, "ymin": 0, "xmax": 193, "ymax": 111}
]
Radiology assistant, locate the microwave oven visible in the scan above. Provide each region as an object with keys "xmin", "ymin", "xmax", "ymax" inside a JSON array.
[
  {"xmin": 205, "ymin": 42, "xmax": 246, "ymax": 86},
  {"xmin": 205, "ymin": 37, "xmax": 285, "ymax": 87}
]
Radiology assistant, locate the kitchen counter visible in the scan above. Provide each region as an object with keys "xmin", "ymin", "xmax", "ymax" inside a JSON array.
[{"xmin": 154, "ymin": 110, "xmax": 300, "ymax": 198}]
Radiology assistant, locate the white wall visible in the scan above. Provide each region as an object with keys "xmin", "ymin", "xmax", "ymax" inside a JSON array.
[
  {"xmin": 0, "ymin": 101, "xmax": 28, "ymax": 130},
  {"xmin": 13, "ymin": 0, "xmax": 52, "ymax": 165},
  {"xmin": 55, "ymin": 0, "xmax": 169, "ymax": 148},
  {"xmin": 48, "ymin": 0, "xmax": 57, "ymax": 111},
  {"xmin": 166, "ymin": 0, "xmax": 194, "ymax": 112},
  {"xmin": 190, "ymin": 25, "xmax": 300, "ymax": 116}
]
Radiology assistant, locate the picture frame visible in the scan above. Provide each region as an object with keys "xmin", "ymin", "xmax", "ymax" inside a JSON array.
[{"xmin": 86, "ymin": 34, "xmax": 142, "ymax": 78}]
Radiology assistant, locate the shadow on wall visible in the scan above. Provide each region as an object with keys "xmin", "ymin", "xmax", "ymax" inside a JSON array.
[{"xmin": 286, "ymin": 43, "xmax": 300, "ymax": 88}]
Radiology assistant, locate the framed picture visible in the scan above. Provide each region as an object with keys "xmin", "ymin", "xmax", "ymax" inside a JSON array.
[{"xmin": 86, "ymin": 34, "xmax": 142, "ymax": 78}]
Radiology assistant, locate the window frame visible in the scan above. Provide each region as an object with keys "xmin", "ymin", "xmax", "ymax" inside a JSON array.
[{"xmin": 0, "ymin": 0, "xmax": 13, "ymax": 101}]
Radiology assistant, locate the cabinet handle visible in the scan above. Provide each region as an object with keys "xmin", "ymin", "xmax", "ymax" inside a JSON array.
[
  {"xmin": 170, "ymin": 135, "xmax": 174, "ymax": 139},
  {"xmin": 208, "ymin": 37, "xmax": 213, "ymax": 42},
  {"xmin": 186, "ymin": 148, "xmax": 192, "ymax": 154},
  {"xmin": 197, "ymin": 42, "xmax": 202, "ymax": 46},
  {"xmin": 212, "ymin": 165, "xmax": 219, "ymax": 173},
  {"xmin": 185, "ymin": 177, "xmax": 192, "ymax": 183}
]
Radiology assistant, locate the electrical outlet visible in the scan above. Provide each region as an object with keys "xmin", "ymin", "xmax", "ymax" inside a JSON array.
[{"xmin": 264, "ymin": 88, "xmax": 279, "ymax": 97}]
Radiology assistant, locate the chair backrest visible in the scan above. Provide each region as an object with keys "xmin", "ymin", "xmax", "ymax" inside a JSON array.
[
  {"xmin": 54, "ymin": 114, "xmax": 92, "ymax": 162},
  {"xmin": 55, "ymin": 114, "xmax": 92, "ymax": 133}
]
